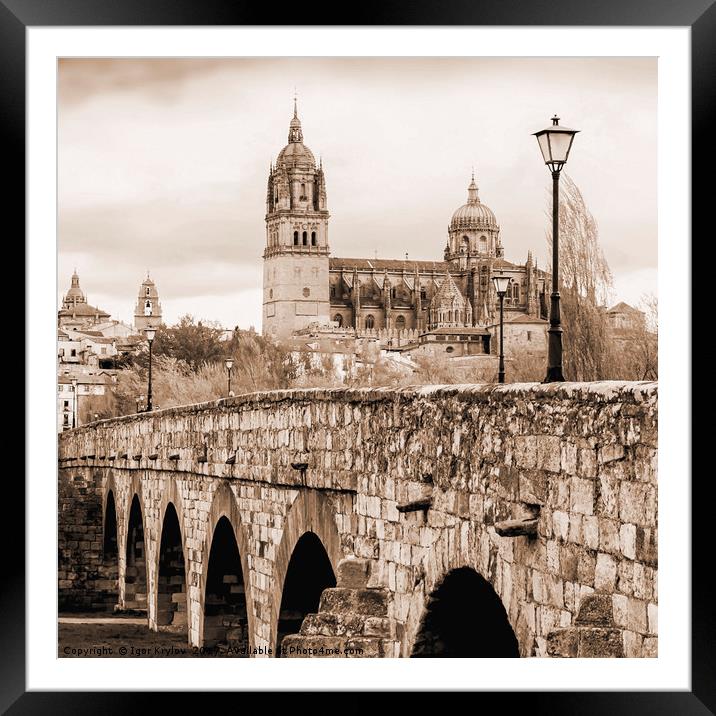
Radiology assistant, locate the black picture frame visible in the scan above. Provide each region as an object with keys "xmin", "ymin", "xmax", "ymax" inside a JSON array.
[{"xmin": 9, "ymin": 0, "xmax": 706, "ymax": 710}]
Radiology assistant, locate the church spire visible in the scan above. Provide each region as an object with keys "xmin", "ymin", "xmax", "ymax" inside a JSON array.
[
  {"xmin": 288, "ymin": 95, "xmax": 303, "ymax": 143},
  {"xmin": 467, "ymin": 171, "xmax": 479, "ymax": 205}
]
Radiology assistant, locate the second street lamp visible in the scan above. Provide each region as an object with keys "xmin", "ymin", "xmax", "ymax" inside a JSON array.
[
  {"xmin": 533, "ymin": 115, "xmax": 579, "ymax": 383},
  {"xmin": 492, "ymin": 274, "xmax": 512, "ymax": 384},
  {"xmin": 144, "ymin": 326, "xmax": 156, "ymax": 411},
  {"xmin": 225, "ymin": 357, "xmax": 235, "ymax": 397}
]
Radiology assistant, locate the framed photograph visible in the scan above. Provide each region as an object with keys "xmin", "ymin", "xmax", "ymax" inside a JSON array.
[{"xmin": 12, "ymin": 0, "xmax": 707, "ymax": 709}]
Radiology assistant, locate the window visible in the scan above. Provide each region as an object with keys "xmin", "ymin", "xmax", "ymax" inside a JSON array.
[
  {"xmin": 145, "ymin": 300, "xmax": 153, "ymax": 316},
  {"xmin": 311, "ymin": 231, "xmax": 317, "ymax": 246},
  {"xmin": 395, "ymin": 315, "xmax": 406, "ymax": 330},
  {"xmin": 446, "ymin": 346, "xmax": 454, "ymax": 353},
  {"xmin": 293, "ymin": 231, "xmax": 299, "ymax": 245},
  {"xmin": 330, "ymin": 286, "xmax": 336, "ymax": 298},
  {"xmin": 480, "ymin": 236, "xmax": 488, "ymax": 252},
  {"xmin": 70, "ymin": 349, "xmax": 77, "ymax": 357},
  {"xmin": 421, "ymin": 289, "xmax": 427, "ymax": 302},
  {"xmin": 334, "ymin": 314, "xmax": 343, "ymax": 327},
  {"xmin": 146, "ymin": 287, "xmax": 150, "ymax": 296},
  {"xmin": 303, "ymin": 287, "xmax": 311, "ymax": 297},
  {"xmin": 302, "ymin": 231, "xmax": 308, "ymax": 246},
  {"xmin": 365, "ymin": 315, "xmax": 375, "ymax": 329},
  {"xmin": 527, "ymin": 331, "xmax": 532, "ymax": 341},
  {"xmin": 269, "ymin": 288, "xmax": 273, "ymax": 299},
  {"xmin": 300, "ymin": 183, "xmax": 306, "ymax": 200},
  {"xmin": 63, "ymin": 400, "xmax": 69, "ymax": 409}
]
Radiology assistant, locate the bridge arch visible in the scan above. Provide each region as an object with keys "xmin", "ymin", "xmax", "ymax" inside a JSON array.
[
  {"xmin": 150, "ymin": 481, "xmax": 188, "ymax": 632},
  {"xmin": 155, "ymin": 501, "xmax": 189, "ymax": 635},
  {"xmin": 410, "ymin": 567, "xmax": 519, "ymax": 657},
  {"xmin": 124, "ymin": 491, "xmax": 149, "ymax": 614},
  {"xmin": 404, "ymin": 525, "xmax": 526, "ymax": 657},
  {"xmin": 270, "ymin": 490, "xmax": 344, "ymax": 655},
  {"xmin": 101, "ymin": 488, "xmax": 119, "ymax": 611},
  {"xmin": 199, "ymin": 481, "xmax": 254, "ymax": 651}
]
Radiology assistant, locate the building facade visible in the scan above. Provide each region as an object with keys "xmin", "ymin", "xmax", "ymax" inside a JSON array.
[{"xmin": 262, "ymin": 105, "xmax": 551, "ymax": 347}]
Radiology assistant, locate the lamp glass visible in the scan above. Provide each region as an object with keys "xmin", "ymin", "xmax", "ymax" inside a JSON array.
[
  {"xmin": 492, "ymin": 275, "xmax": 512, "ymax": 295},
  {"xmin": 225, "ymin": 358, "xmax": 234, "ymax": 371},
  {"xmin": 145, "ymin": 327, "xmax": 156, "ymax": 341}
]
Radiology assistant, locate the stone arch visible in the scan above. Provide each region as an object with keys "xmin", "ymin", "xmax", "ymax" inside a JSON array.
[
  {"xmin": 150, "ymin": 481, "xmax": 188, "ymax": 631},
  {"xmin": 100, "ymin": 488, "xmax": 119, "ymax": 611},
  {"xmin": 410, "ymin": 567, "xmax": 519, "ymax": 657},
  {"xmin": 403, "ymin": 525, "xmax": 527, "ymax": 657},
  {"xmin": 199, "ymin": 481, "xmax": 254, "ymax": 650},
  {"xmin": 275, "ymin": 532, "xmax": 336, "ymax": 656},
  {"xmin": 124, "ymin": 492, "xmax": 148, "ymax": 613},
  {"xmin": 269, "ymin": 490, "xmax": 344, "ymax": 655},
  {"xmin": 155, "ymin": 501, "xmax": 189, "ymax": 635}
]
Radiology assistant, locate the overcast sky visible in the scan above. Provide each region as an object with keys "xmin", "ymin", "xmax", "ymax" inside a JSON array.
[{"xmin": 58, "ymin": 57, "xmax": 657, "ymax": 329}]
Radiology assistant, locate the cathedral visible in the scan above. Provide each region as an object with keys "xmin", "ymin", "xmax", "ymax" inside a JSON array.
[{"xmin": 262, "ymin": 103, "xmax": 550, "ymax": 350}]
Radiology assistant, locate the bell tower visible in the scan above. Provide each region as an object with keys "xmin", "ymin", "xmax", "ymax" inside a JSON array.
[
  {"xmin": 134, "ymin": 273, "xmax": 162, "ymax": 331},
  {"xmin": 262, "ymin": 100, "xmax": 330, "ymax": 339}
]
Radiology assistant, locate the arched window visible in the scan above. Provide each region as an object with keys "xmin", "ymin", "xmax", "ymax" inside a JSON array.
[
  {"xmin": 144, "ymin": 300, "xmax": 152, "ymax": 316},
  {"xmin": 293, "ymin": 231, "xmax": 299, "ymax": 246},
  {"xmin": 365, "ymin": 315, "xmax": 375, "ymax": 329},
  {"xmin": 302, "ymin": 231, "xmax": 308, "ymax": 246},
  {"xmin": 334, "ymin": 314, "xmax": 343, "ymax": 327},
  {"xmin": 480, "ymin": 236, "xmax": 488, "ymax": 253},
  {"xmin": 311, "ymin": 231, "xmax": 317, "ymax": 246},
  {"xmin": 300, "ymin": 183, "xmax": 306, "ymax": 199},
  {"xmin": 395, "ymin": 315, "xmax": 406, "ymax": 330}
]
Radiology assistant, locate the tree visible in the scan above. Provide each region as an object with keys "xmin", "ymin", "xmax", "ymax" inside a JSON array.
[
  {"xmin": 148, "ymin": 314, "xmax": 226, "ymax": 370},
  {"xmin": 547, "ymin": 174, "xmax": 616, "ymax": 381}
]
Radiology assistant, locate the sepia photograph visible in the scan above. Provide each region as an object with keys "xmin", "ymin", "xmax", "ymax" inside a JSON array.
[{"xmin": 54, "ymin": 55, "xmax": 661, "ymax": 663}]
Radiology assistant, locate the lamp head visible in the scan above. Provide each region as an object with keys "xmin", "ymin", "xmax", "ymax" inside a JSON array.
[
  {"xmin": 533, "ymin": 115, "xmax": 579, "ymax": 172},
  {"xmin": 492, "ymin": 274, "xmax": 512, "ymax": 296}
]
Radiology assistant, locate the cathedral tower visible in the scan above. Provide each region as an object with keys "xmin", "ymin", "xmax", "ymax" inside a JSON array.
[
  {"xmin": 262, "ymin": 100, "xmax": 330, "ymax": 339},
  {"xmin": 134, "ymin": 274, "xmax": 162, "ymax": 331}
]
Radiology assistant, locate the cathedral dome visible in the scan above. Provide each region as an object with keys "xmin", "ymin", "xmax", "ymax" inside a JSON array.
[
  {"xmin": 450, "ymin": 175, "xmax": 498, "ymax": 230},
  {"xmin": 276, "ymin": 141, "xmax": 316, "ymax": 168},
  {"xmin": 276, "ymin": 100, "xmax": 316, "ymax": 169}
]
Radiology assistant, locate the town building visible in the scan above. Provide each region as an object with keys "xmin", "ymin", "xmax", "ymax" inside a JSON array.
[{"xmin": 261, "ymin": 103, "xmax": 551, "ymax": 361}]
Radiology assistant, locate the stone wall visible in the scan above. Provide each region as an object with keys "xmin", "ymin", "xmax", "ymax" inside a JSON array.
[{"xmin": 58, "ymin": 381, "xmax": 657, "ymax": 657}]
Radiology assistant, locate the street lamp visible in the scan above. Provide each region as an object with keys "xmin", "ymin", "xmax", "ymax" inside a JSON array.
[
  {"xmin": 136, "ymin": 394, "xmax": 145, "ymax": 414},
  {"xmin": 533, "ymin": 115, "xmax": 579, "ymax": 382},
  {"xmin": 224, "ymin": 357, "xmax": 235, "ymax": 397},
  {"xmin": 144, "ymin": 326, "xmax": 156, "ymax": 411},
  {"xmin": 492, "ymin": 274, "xmax": 512, "ymax": 384},
  {"xmin": 71, "ymin": 377, "xmax": 78, "ymax": 428}
]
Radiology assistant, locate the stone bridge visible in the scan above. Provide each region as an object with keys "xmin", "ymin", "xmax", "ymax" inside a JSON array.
[{"xmin": 58, "ymin": 382, "xmax": 658, "ymax": 658}]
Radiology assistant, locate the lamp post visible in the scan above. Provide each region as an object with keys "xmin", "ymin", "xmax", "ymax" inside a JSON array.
[
  {"xmin": 533, "ymin": 115, "xmax": 579, "ymax": 383},
  {"xmin": 225, "ymin": 357, "xmax": 235, "ymax": 397},
  {"xmin": 492, "ymin": 274, "xmax": 512, "ymax": 384},
  {"xmin": 71, "ymin": 377, "xmax": 78, "ymax": 428},
  {"xmin": 144, "ymin": 326, "xmax": 156, "ymax": 411}
]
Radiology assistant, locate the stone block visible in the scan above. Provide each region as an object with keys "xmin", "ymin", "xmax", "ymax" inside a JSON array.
[
  {"xmin": 612, "ymin": 593, "xmax": 628, "ymax": 628},
  {"xmin": 337, "ymin": 558, "xmax": 371, "ymax": 589},
  {"xmin": 570, "ymin": 477, "xmax": 595, "ymax": 515},
  {"xmin": 627, "ymin": 598, "xmax": 648, "ymax": 634},
  {"xmin": 575, "ymin": 593, "xmax": 613, "ymax": 626},
  {"xmin": 619, "ymin": 523, "xmax": 637, "ymax": 560},
  {"xmin": 546, "ymin": 628, "xmax": 578, "ymax": 658},
  {"xmin": 594, "ymin": 553, "xmax": 617, "ymax": 593},
  {"xmin": 578, "ymin": 628, "xmax": 624, "ymax": 657}
]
